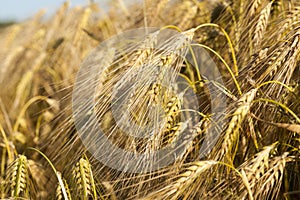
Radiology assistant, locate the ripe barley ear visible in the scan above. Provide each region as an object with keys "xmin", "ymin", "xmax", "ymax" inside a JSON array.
[
  {"xmin": 71, "ymin": 157, "xmax": 98, "ymax": 199},
  {"xmin": 5, "ymin": 155, "xmax": 31, "ymax": 198},
  {"xmin": 217, "ymin": 89, "xmax": 257, "ymax": 163}
]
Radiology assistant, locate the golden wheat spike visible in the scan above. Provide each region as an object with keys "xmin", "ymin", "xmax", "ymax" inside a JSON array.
[
  {"xmin": 217, "ymin": 89, "xmax": 257, "ymax": 162},
  {"xmin": 0, "ymin": 0, "xmax": 300, "ymax": 199},
  {"xmin": 71, "ymin": 157, "xmax": 97, "ymax": 199},
  {"xmin": 249, "ymin": 0, "xmax": 263, "ymax": 17},
  {"xmin": 142, "ymin": 160, "xmax": 217, "ymax": 200},
  {"xmin": 253, "ymin": 152, "xmax": 292, "ymax": 200},
  {"xmin": 253, "ymin": 2, "xmax": 272, "ymax": 50},
  {"xmin": 5, "ymin": 155, "xmax": 29, "ymax": 198}
]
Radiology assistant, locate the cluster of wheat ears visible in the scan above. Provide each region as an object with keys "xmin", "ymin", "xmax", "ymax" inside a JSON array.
[{"xmin": 0, "ymin": 0, "xmax": 299, "ymax": 199}]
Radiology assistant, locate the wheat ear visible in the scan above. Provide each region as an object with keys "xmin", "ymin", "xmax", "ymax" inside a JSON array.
[
  {"xmin": 56, "ymin": 178, "xmax": 72, "ymax": 200},
  {"xmin": 142, "ymin": 160, "xmax": 217, "ymax": 200},
  {"xmin": 249, "ymin": 0, "xmax": 262, "ymax": 17},
  {"xmin": 217, "ymin": 89, "xmax": 257, "ymax": 162},
  {"xmin": 253, "ymin": 152, "xmax": 292, "ymax": 199},
  {"xmin": 72, "ymin": 157, "xmax": 97, "ymax": 199},
  {"xmin": 6, "ymin": 155, "xmax": 30, "ymax": 198},
  {"xmin": 253, "ymin": 2, "xmax": 272, "ymax": 50}
]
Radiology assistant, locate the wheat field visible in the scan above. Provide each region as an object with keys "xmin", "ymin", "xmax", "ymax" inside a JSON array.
[{"xmin": 0, "ymin": 0, "xmax": 299, "ymax": 199}]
